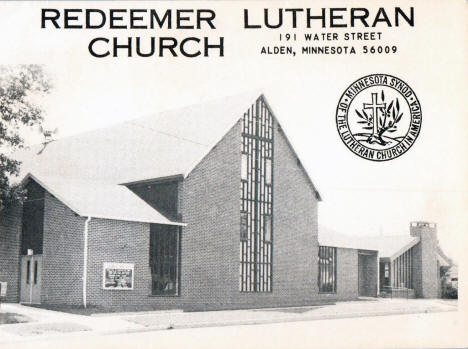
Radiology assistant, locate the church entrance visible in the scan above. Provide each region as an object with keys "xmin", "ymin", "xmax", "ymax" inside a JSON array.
[
  {"xmin": 20, "ymin": 255, "xmax": 42, "ymax": 304},
  {"xmin": 358, "ymin": 251, "xmax": 378, "ymax": 297}
]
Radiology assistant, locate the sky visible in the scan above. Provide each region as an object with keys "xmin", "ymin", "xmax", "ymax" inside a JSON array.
[{"xmin": 0, "ymin": 1, "xmax": 466, "ymax": 262}]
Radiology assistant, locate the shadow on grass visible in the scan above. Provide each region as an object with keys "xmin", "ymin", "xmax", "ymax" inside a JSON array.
[
  {"xmin": 24, "ymin": 304, "xmax": 179, "ymax": 316},
  {"xmin": 0, "ymin": 312, "xmax": 30, "ymax": 325},
  {"xmin": 256, "ymin": 306, "xmax": 325, "ymax": 314},
  {"xmin": 24, "ymin": 304, "xmax": 106, "ymax": 316}
]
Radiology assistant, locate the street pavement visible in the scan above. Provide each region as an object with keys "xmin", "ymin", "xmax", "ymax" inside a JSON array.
[{"xmin": 0, "ymin": 298, "xmax": 460, "ymax": 347}]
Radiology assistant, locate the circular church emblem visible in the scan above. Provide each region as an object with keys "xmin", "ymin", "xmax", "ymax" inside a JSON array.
[{"xmin": 336, "ymin": 74, "xmax": 422, "ymax": 161}]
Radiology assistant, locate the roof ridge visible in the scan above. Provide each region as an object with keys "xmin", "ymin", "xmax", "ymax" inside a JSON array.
[
  {"xmin": 22, "ymin": 90, "xmax": 263, "ymax": 149},
  {"xmin": 319, "ymin": 227, "xmax": 415, "ymax": 240},
  {"xmin": 146, "ymin": 89, "xmax": 262, "ymax": 117},
  {"xmin": 126, "ymin": 121, "xmax": 210, "ymax": 147}
]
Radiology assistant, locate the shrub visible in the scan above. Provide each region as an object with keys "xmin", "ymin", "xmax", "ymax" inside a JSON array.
[{"xmin": 442, "ymin": 285, "xmax": 458, "ymax": 299}]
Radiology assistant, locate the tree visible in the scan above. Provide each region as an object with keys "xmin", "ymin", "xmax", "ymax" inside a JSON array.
[
  {"xmin": 440, "ymin": 265, "xmax": 458, "ymax": 299},
  {"xmin": 0, "ymin": 65, "xmax": 51, "ymax": 210}
]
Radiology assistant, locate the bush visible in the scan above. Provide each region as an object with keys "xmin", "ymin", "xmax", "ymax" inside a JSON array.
[{"xmin": 442, "ymin": 285, "xmax": 458, "ymax": 299}]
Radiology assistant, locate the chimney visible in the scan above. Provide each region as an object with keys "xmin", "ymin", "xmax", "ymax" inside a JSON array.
[{"xmin": 410, "ymin": 221, "xmax": 439, "ymax": 298}]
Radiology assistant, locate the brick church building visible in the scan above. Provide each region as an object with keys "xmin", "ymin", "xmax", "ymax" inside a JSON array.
[{"xmin": 0, "ymin": 93, "xmax": 450, "ymax": 311}]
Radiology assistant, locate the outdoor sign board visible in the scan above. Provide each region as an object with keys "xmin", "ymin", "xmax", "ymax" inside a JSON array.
[
  {"xmin": 0, "ymin": 282, "xmax": 7, "ymax": 298},
  {"xmin": 102, "ymin": 263, "xmax": 134, "ymax": 290}
]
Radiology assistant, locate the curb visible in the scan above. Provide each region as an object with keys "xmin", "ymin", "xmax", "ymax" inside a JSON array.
[
  {"xmin": 102, "ymin": 307, "xmax": 457, "ymax": 335},
  {"xmin": 91, "ymin": 309, "xmax": 184, "ymax": 317}
]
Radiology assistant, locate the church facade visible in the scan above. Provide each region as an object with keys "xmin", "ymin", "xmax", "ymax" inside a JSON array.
[{"xmin": 0, "ymin": 93, "xmax": 449, "ymax": 311}]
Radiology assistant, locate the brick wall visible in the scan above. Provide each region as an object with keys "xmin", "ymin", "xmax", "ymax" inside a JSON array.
[
  {"xmin": 86, "ymin": 218, "xmax": 185, "ymax": 310},
  {"xmin": 179, "ymin": 109, "xmax": 321, "ymax": 310},
  {"xmin": 367, "ymin": 252, "xmax": 379, "ymax": 296},
  {"xmin": 0, "ymin": 204, "xmax": 22, "ymax": 302},
  {"xmin": 410, "ymin": 222, "xmax": 439, "ymax": 298},
  {"xmin": 41, "ymin": 192, "xmax": 86, "ymax": 305},
  {"xmin": 358, "ymin": 251, "xmax": 378, "ymax": 297},
  {"xmin": 411, "ymin": 242, "xmax": 423, "ymax": 297},
  {"xmin": 318, "ymin": 247, "xmax": 359, "ymax": 301},
  {"xmin": 179, "ymin": 120, "xmax": 242, "ymax": 310},
  {"xmin": 265, "ymin": 119, "xmax": 319, "ymax": 306}
]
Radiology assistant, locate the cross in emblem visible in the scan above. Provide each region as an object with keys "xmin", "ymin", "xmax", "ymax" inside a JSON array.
[{"xmin": 364, "ymin": 93, "xmax": 386, "ymax": 137}]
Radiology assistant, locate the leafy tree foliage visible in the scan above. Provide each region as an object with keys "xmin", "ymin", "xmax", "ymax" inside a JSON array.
[
  {"xmin": 0, "ymin": 65, "xmax": 51, "ymax": 209},
  {"xmin": 440, "ymin": 265, "xmax": 458, "ymax": 299}
]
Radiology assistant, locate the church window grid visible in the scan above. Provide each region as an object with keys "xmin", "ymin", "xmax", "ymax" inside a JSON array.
[
  {"xmin": 391, "ymin": 246, "xmax": 413, "ymax": 289},
  {"xmin": 149, "ymin": 224, "xmax": 180, "ymax": 296},
  {"xmin": 318, "ymin": 246, "xmax": 337, "ymax": 293},
  {"xmin": 240, "ymin": 98, "xmax": 273, "ymax": 293}
]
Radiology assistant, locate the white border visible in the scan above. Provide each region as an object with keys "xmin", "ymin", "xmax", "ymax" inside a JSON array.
[{"xmin": 102, "ymin": 262, "xmax": 134, "ymax": 290}]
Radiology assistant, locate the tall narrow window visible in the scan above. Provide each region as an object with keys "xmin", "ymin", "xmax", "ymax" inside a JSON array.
[
  {"xmin": 384, "ymin": 262, "xmax": 390, "ymax": 286},
  {"xmin": 318, "ymin": 246, "xmax": 337, "ymax": 293},
  {"xmin": 26, "ymin": 260, "xmax": 31, "ymax": 284},
  {"xmin": 240, "ymin": 213, "xmax": 248, "ymax": 241},
  {"xmin": 240, "ymin": 98, "xmax": 273, "ymax": 292},
  {"xmin": 34, "ymin": 260, "xmax": 38, "ymax": 284},
  {"xmin": 391, "ymin": 247, "xmax": 413, "ymax": 289},
  {"xmin": 241, "ymin": 153, "xmax": 248, "ymax": 180},
  {"xmin": 149, "ymin": 224, "xmax": 180, "ymax": 295},
  {"xmin": 265, "ymin": 159, "xmax": 272, "ymax": 185},
  {"xmin": 264, "ymin": 215, "xmax": 272, "ymax": 242}
]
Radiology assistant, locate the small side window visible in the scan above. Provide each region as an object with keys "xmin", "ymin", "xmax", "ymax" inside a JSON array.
[
  {"xmin": 26, "ymin": 260, "xmax": 31, "ymax": 284},
  {"xmin": 265, "ymin": 159, "xmax": 272, "ymax": 184},
  {"xmin": 241, "ymin": 154, "xmax": 248, "ymax": 180},
  {"xmin": 240, "ymin": 213, "xmax": 248, "ymax": 241},
  {"xmin": 264, "ymin": 215, "xmax": 272, "ymax": 242},
  {"xmin": 34, "ymin": 261, "xmax": 38, "ymax": 284}
]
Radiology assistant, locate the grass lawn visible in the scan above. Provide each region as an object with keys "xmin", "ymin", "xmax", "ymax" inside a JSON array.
[
  {"xmin": 0, "ymin": 312, "xmax": 30, "ymax": 325},
  {"xmin": 23, "ymin": 304, "xmax": 177, "ymax": 315},
  {"xmin": 24, "ymin": 304, "xmax": 106, "ymax": 316},
  {"xmin": 24, "ymin": 301, "xmax": 340, "ymax": 315}
]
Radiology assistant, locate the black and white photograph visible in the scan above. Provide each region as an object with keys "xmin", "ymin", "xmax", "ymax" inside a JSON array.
[{"xmin": 0, "ymin": 1, "xmax": 466, "ymax": 348}]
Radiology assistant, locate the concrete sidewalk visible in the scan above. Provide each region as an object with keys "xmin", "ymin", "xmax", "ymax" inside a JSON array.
[
  {"xmin": 118, "ymin": 298, "xmax": 458, "ymax": 332},
  {"xmin": 0, "ymin": 299, "xmax": 458, "ymax": 344}
]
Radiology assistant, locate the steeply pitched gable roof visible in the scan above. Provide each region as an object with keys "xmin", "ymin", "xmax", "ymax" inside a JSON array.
[
  {"xmin": 11, "ymin": 92, "xmax": 321, "ymax": 223},
  {"xmin": 13, "ymin": 91, "xmax": 262, "ymax": 184},
  {"xmin": 22, "ymin": 173, "xmax": 184, "ymax": 225}
]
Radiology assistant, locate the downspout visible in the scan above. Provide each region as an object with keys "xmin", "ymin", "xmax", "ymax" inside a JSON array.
[{"xmin": 83, "ymin": 216, "xmax": 92, "ymax": 308}]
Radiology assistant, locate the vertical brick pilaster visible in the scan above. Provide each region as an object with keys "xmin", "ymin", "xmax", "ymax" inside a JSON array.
[{"xmin": 0, "ymin": 204, "xmax": 22, "ymax": 302}]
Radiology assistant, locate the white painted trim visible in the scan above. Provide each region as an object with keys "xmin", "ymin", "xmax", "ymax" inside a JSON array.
[
  {"xmin": 87, "ymin": 214, "xmax": 186, "ymax": 226},
  {"xmin": 22, "ymin": 173, "xmax": 83, "ymax": 216},
  {"xmin": 119, "ymin": 174, "xmax": 184, "ymax": 186}
]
